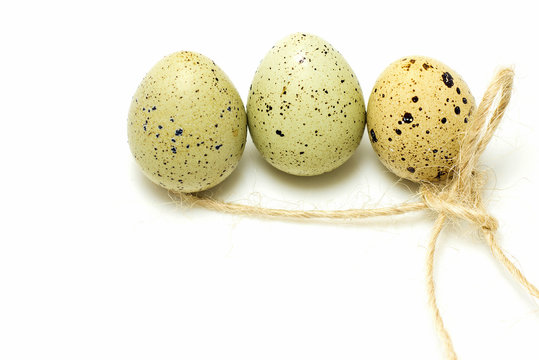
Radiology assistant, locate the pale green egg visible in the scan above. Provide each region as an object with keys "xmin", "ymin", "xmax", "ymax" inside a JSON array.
[
  {"xmin": 128, "ymin": 51, "xmax": 247, "ymax": 193},
  {"xmin": 367, "ymin": 56, "xmax": 475, "ymax": 182},
  {"xmin": 247, "ymin": 33, "xmax": 366, "ymax": 176}
]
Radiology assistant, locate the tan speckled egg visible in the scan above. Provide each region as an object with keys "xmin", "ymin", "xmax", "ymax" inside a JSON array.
[
  {"xmin": 247, "ymin": 33, "xmax": 366, "ymax": 176},
  {"xmin": 367, "ymin": 56, "xmax": 475, "ymax": 182},
  {"xmin": 128, "ymin": 51, "xmax": 247, "ymax": 193}
]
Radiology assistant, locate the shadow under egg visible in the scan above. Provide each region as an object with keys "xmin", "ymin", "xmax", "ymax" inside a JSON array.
[{"xmin": 130, "ymin": 160, "xmax": 176, "ymax": 203}]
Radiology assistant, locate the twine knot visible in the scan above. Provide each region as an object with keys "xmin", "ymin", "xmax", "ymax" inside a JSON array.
[{"xmin": 419, "ymin": 176, "xmax": 499, "ymax": 233}]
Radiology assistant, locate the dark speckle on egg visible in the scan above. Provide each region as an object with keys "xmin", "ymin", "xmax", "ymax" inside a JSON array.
[
  {"xmin": 442, "ymin": 72, "xmax": 454, "ymax": 88},
  {"xmin": 402, "ymin": 112, "xmax": 414, "ymax": 123},
  {"xmin": 370, "ymin": 129, "xmax": 378, "ymax": 142}
]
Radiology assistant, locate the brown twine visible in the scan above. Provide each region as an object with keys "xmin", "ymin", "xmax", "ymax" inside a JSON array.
[{"xmin": 172, "ymin": 67, "xmax": 538, "ymax": 359}]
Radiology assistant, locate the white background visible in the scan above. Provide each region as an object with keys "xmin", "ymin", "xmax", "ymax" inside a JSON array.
[{"xmin": 1, "ymin": 0, "xmax": 538, "ymax": 359}]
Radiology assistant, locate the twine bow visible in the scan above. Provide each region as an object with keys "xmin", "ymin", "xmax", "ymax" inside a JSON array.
[
  {"xmin": 415, "ymin": 68, "xmax": 539, "ymax": 359},
  {"xmin": 175, "ymin": 67, "xmax": 538, "ymax": 359}
]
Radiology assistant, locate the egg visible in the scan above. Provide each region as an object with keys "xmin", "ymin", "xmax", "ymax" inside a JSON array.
[
  {"xmin": 367, "ymin": 56, "xmax": 475, "ymax": 182},
  {"xmin": 247, "ymin": 33, "xmax": 366, "ymax": 176},
  {"xmin": 128, "ymin": 51, "xmax": 247, "ymax": 193}
]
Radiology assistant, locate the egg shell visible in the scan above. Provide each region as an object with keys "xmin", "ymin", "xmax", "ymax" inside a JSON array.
[
  {"xmin": 247, "ymin": 33, "xmax": 366, "ymax": 176},
  {"xmin": 367, "ymin": 56, "xmax": 475, "ymax": 182},
  {"xmin": 128, "ymin": 51, "xmax": 247, "ymax": 193}
]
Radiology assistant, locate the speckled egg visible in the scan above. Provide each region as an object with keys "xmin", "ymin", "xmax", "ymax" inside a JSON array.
[
  {"xmin": 367, "ymin": 56, "xmax": 475, "ymax": 182},
  {"xmin": 128, "ymin": 51, "xmax": 247, "ymax": 193},
  {"xmin": 247, "ymin": 33, "xmax": 366, "ymax": 176}
]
